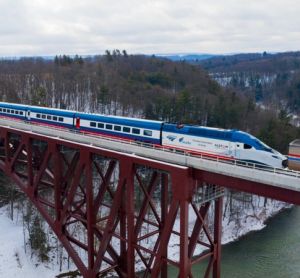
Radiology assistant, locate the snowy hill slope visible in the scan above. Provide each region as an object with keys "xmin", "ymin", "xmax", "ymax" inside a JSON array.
[{"xmin": 0, "ymin": 207, "xmax": 62, "ymax": 278}]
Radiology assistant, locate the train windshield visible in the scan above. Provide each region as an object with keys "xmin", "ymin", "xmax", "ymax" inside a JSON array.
[{"xmin": 254, "ymin": 139, "xmax": 273, "ymax": 153}]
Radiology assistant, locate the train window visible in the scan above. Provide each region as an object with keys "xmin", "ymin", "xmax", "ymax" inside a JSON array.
[
  {"xmin": 42, "ymin": 115, "xmax": 46, "ymax": 119},
  {"xmin": 0, "ymin": 108, "xmax": 2, "ymax": 112},
  {"xmin": 59, "ymin": 117, "xmax": 64, "ymax": 122},
  {"xmin": 53, "ymin": 116, "xmax": 57, "ymax": 121},
  {"xmin": 132, "ymin": 128, "xmax": 140, "ymax": 135},
  {"xmin": 244, "ymin": 144, "xmax": 252, "ymax": 149},
  {"xmin": 20, "ymin": 111, "xmax": 23, "ymax": 115},
  {"xmin": 7, "ymin": 109, "xmax": 10, "ymax": 113},
  {"xmin": 3, "ymin": 109, "xmax": 6, "ymax": 112},
  {"xmin": 123, "ymin": 126, "xmax": 130, "ymax": 133},
  {"xmin": 15, "ymin": 111, "xmax": 19, "ymax": 115},
  {"xmin": 98, "ymin": 123, "xmax": 104, "ymax": 128},
  {"xmin": 47, "ymin": 115, "xmax": 51, "ymax": 120},
  {"xmin": 90, "ymin": 122, "xmax": 96, "ymax": 127},
  {"xmin": 114, "ymin": 125, "xmax": 121, "ymax": 131},
  {"xmin": 11, "ymin": 110, "xmax": 15, "ymax": 114},
  {"xmin": 144, "ymin": 130, "xmax": 152, "ymax": 136},
  {"xmin": 106, "ymin": 124, "xmax": 113, "ymax": 130},
  {"xmin": 36, "ymin": 114, "xmax": 41, "ymax": 118}
]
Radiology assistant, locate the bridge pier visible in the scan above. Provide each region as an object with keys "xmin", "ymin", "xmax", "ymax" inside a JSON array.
[{"xmin": 213, "ymin": 197, "xmax": 223, "ymax": 278}]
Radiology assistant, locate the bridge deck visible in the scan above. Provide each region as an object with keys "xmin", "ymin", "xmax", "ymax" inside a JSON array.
[{"xmin": 1, "ymin": 118, "xmax": 299, "ymax": 193}]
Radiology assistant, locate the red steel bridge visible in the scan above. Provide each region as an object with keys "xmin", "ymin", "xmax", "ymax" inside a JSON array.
[{"xmin": 0, "ymin": 117, "xmax": 300, "ymax": 278}]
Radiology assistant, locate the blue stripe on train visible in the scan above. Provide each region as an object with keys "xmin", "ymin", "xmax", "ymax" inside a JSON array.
[
  {"xmin": 76, "ymin": 113, "xmax": 162, "ymax": 130},
  {"xmin": 29, "ymin": 107, "xmax": 75, "ymax": 117}
]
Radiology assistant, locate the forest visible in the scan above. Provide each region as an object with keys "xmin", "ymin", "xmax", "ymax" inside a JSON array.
[
  {"xmin": 0, "ymin": 50, "xmax": 299, "ymax": 153},
  {"xmin": 198, "ymin": 51, "xmax": 300, "ymax": 115}
]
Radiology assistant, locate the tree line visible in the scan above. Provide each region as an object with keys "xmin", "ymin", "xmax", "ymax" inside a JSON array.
[
  {"xmin": 199, "ymin": 51, "xmax": 300, "ymax": 114},
  {"xmin": 0, "ymin": 51, "xmax": 299, "ymax": 152}
]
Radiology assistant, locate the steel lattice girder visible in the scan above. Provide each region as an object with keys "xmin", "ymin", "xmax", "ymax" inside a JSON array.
[
  {"xmin": 193, "ymin": 170, "xmax": 300, "ymax": 205},
  {"xmin": 0, "ymin": 126, "xmax": 223, "ymax": 278}
]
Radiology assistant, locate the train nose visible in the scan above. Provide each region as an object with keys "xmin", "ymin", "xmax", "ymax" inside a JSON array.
[{"xmin": 282, "ymin": 159, "xmax": 288, "ymax": 168}]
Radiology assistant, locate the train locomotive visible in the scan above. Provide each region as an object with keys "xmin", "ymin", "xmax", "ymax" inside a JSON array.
[{"xmin": 0, "ymin": 102, "xmax": 288, "ymax": 168}]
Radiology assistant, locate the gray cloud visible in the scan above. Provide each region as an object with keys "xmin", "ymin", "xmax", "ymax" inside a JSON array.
[{"xmin": 0, "ymin": 0, "xmax": 300, "ymax": 56}]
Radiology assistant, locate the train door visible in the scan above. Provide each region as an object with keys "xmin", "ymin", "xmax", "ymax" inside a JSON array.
[
  {"xmin": 228, "ymin": 142, "xmax": 235, "ymax": 158},
  {"xmin": 26, "ymin": 110, "xmax": 31, "ymax": 121},
  {"xmin": 234, "ymin": 142, "xmax": 242, "ymax": 160},
  {"xmin": 75, "ymin": 117, "xmax": 80, "ymax": 129}
]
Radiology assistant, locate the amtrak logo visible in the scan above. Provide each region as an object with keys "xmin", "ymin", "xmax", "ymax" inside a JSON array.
[
  {"xmin": 167, "ymin": 135, "xmax": 177, "ymax": 141},
  {"xmin": 179, "ymin": 137, "xmax": 191, "ymax": 145}
]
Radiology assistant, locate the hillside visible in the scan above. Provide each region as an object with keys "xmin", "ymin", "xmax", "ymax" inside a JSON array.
[
  {"xmin": 0, "ymin": 52, "xmax": 299, "ymax": 152},
  {"xmin": 197, "ymin": 52, "xmax": 300, "ymax": 115},
  {"xmin": 156, "ymin": 54, "xmax": 216, "ymax": 62},
  {"xmin": 199, "ymin": 51, "xmax": 300, "ymax": 73}
]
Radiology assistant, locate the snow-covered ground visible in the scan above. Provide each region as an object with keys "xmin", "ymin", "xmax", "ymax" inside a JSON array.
[
  {"xmin": 221, "ymin": 196, "xmax": 291, "ymax": 244},
  {"xmin": 0, "ymin": 207, "xmax": 70, "ymax": 278}
]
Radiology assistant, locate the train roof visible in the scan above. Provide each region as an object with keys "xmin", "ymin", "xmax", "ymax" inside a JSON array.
[
  {"xmin": 76, "ymin": 111, "xmax": 163, "ymax": 124},
  {"xmin": 163, "ymin": 123, "xmax": 233, "ymax": 131},
  {"xmin": 0, "ymin": 102, "xmax": 28, "ymax": 110},
  {"xmin": 163, "ymin": 123, "xmax": 235, "ymax": 140},
  {"xmin": 77, "ymin": 112, "xmax": 163, "ymax": 129},
  {"xmin": 0, "ymin": 102, "xmax": 77, "ymax": 113}
]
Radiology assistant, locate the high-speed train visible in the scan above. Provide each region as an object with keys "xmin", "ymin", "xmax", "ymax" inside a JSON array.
[{"xmin": 0, "ymin": 102, "xmax": 288, "ymax": 168}]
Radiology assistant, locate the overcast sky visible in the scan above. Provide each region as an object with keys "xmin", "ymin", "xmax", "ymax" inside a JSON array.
[{"xmin": 1, "ymin": 0, "xmax": 300, "ymax": 56}]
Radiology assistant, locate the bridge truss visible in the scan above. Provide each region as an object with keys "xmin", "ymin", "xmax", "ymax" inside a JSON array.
[{"xmin": 0, "ymin": 125, "xmax": 226, "ymax": 278}]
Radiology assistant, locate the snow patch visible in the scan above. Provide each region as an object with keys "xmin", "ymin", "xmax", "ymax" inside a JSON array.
[{"xmin": 0, "ymin": 207, "xmax": 62, "ymax": 278}]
